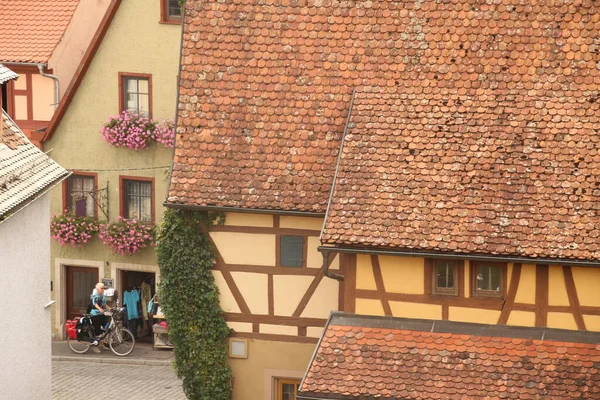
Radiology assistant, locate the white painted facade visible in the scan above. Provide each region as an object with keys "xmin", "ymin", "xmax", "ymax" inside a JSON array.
[{"xmin": 0, "ymin": 195, "xmax": 52, "ymax": 400}]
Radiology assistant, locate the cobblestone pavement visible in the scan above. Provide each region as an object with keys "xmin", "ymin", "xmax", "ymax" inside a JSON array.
[{"xmin": 52, "ymin": 360, "xmax": 186, "ymax": 399}]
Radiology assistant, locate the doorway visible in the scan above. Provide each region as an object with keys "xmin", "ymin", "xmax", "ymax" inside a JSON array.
[{"xmin": 65, "ymin": 266, "xmax": 99, "ymax": 320}]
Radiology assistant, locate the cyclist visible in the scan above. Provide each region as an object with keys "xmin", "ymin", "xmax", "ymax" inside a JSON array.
[{"xmin": 90, "ymin": 282, "xmax": 108, "ymax": 353}]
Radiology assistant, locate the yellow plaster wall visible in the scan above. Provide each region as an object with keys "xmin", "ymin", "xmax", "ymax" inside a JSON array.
[
  {"xmin": 514, "ymin": 264, "xmax": 536, "ymax": 304},
  {"xmin": 307, "ymin": 237, "xmax": 337, "ymax": 269},
  {"xmin": 260, "ymin": 324, "xmax": 298, "ymax": 336},
  {"xmin": 31, "ymin": 74, "xmax": 54, "ymax": 121},
  {"xmin": 210, "ymin": 232, "xmax": 276, "ymax": 266},
  {"xmin": 379, "ymin": 256, "xmax": 424, "ymax": 294},
  {"xmin": 227, "ymin": 322, "xmax": 253, "ymax": 333},
  {"xmin": 231, "ymin": 272, "xmax": 268, "ymax": 314},
  {"xmin": 464, "ymin": 261, "xmax": 470, "ymax": 297},
  {"xmin": 228, "ymin": 339, "xmax": 316, "ymax": 400},
  {"xmin": 389, "ymin": 301, "xmax": 442, "ymax": 320},
  {"xmin": 273, "ymin": 275, "xmax": 313, "ymax": 316},
  {"xmin": 301, "ymin": 277, "xmax": 339, "ymax": 319},
  {"xmin": 548, "ymin": 265, "xmax": 570, "ymax": 306},
  {"xmin": 571, "ymin": 267, "xmax": 600, "ymax": 307},
  {"xmin": 279, "ymin": 216, "xmax": 323, "ymax": 230},
  {"xmin": 449, "ymin": 307, "xmax": 501, "ymax": 324},
  {"xmin": 356, "ymin": 298, "xmax": 385, "ymax": 316},
  {"xmin": 307, "ymin": 327, "xmax": 324, "ymax": 338},
  {"xmin": 583, "ymin": 315, "xmax": 600, "ymax": 332},
  {"xmin": 506, "ymin": 311, "xmax": 535, "ymax": 327},
  {"xmin": 356, "ymin": 254, "xmax": 377, "ymax": 291},
  {"xmin": 547, "ymin": 312, "xmax": 578, "ymax": 331},
  {"xmin": 14, "ymin": 96, "xmax": 27, "ymax": 120},
  {"xmin": 224, "ymin": 212, "xmax": 273, "ymax": 227},
  {"xmin": 211, "ymin": 271, "xmax": 241, "ymax": 313}
]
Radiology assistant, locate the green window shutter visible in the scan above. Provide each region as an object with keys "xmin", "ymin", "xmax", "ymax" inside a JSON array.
[{"xmin": 280, "ymin": 236, "xmax": 304, "ymax": 267}]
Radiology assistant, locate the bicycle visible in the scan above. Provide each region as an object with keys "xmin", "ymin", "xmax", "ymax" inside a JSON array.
[{"xmin": 67, "ymin": 306, "xmax": 135, "ymax": 356}]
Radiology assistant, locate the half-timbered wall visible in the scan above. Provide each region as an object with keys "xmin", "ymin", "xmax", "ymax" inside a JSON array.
[
  {"xmin": 210, "ymin": 213, "xmax": 341, "ymax": 343},
  {"xmin": 344, "ymin": 254, "xmax": 600, "ymax": 332}
]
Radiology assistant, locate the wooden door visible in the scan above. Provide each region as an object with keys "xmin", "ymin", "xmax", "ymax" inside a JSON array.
[{"xmin": 66, "ymin": 266, "xmax": 98, "ymax": 320}]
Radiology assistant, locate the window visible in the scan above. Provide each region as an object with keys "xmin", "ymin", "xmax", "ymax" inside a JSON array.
[
  {"xmin": 472, "ymin": 262, "xmax": 505, "ymax": 298},
  {"xmin": 160, "ymin": 0, "xmax": 182, "ymax": 23},
  {"xmin": 119, "ymin": 73, "xmax": 151, "ymax": 117},
  {"xmin": 277, "ymin": 379, "xmax": 300, "ymax": 400},
  {"xmin": 432, "ymin": 259, "xmax": 458, "ymax": 296},
  {"xmin": 279, "ymin": 236, "xmax": 304, "ymax": 267},
  {"xmin": 120, "ymin": 178, "xmax": 153, "ymax": 223},
  {"xmin": 64, "ymin": 174, "xmax": 96, "ymax": 217}
]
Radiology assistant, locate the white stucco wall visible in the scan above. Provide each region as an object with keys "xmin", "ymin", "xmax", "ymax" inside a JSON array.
[{"xmin": 0, "ymin": 195, "xmax": 51, "ymax": 400}]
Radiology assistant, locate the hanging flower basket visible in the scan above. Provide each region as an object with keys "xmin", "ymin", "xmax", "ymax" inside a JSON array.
[
  {"xmin": 99, "ymin": 217, "xmax": 155, "ymax": 256},
  {"xmin": 50, "ymin": 212, "xmax": 99, "ymax": 247},
  {"xmin": 101, "ymin": 111, "xmax": 175, "ymax": 150}
]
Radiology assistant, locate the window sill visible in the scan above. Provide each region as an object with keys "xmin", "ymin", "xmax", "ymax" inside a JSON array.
[{"xmin": 159, "ymin": 19, "xmax": 181, "ymax": 25}]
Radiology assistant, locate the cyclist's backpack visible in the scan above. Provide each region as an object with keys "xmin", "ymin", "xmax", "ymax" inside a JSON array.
[{"xmin": 75, "ymin": 318, "xmax": 92, "ymax": 341}]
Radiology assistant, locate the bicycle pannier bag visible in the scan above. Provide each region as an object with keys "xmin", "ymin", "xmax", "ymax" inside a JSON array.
[{"xmin": 65, "ymin": 318, "xmax": 79, "ymax": 340}]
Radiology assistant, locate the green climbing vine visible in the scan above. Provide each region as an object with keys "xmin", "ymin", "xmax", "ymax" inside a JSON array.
[{"xmin": 156, "ymin": 208, "xmax": 231, "ymax": 400}]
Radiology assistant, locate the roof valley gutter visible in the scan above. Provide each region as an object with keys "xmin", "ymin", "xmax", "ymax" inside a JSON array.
[
  {"xmin": 319, "ymin": 88, "xmax": 356, "ymax": 244},
  {"xmin": 318, "ymin": 246, "xmax": 600, "ymax": 267}
]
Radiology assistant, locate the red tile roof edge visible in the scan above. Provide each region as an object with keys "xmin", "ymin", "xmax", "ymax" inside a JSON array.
[{"xmin": 42, "ymin": 0, "xmax": 122, "ymax": 143}]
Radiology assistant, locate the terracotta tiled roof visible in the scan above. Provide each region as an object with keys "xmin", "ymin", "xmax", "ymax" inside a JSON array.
[
  {"xmin": 170, "ymin": 1, "xmax": 600, "ymax": 258},
  {"xmin": 321, "ymin": 83, "xmax": 600, "ymax": 261},
  {"xmin": 300, "ymin": 313, "xmax": 600, "ymax": 400},
  {"xmin": 0, "ymin": 0, "xmax": 80, "ymax": 63}
]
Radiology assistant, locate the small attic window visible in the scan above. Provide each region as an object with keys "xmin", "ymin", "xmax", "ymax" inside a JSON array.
[{"xmin": 161, "ymin": 0, "xmax": 182, "ymax": 24}]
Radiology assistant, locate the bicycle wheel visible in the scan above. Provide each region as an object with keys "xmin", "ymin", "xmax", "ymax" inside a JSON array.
[
  {"xmin": 66, "ymin": 326, "xmax": 92, "ymax": 354},
  {"xmin": 109, "ymin": 328, "xmax": 135, "ymax": 356}
]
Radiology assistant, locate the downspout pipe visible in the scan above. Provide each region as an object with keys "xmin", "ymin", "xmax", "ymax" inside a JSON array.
[
  {"xmin": 36, "ymin": 64, "xmax": 60, "ymax": 110},
  {"xmin": 2, "ymin": 62, "xmax": 60, "ymax": 110}
]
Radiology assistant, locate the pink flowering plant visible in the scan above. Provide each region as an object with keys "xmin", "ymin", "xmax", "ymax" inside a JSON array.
[
  {"xmin": 99, "ymin": 217, "xmax": 155, "ymax": 256},
  {"xmin": 101, "ymin": 111, "xmax": 175, "ymax": 150},
  {"xmin": 50, "ymin": 212, "xmax": 99, "ymax": 247}
]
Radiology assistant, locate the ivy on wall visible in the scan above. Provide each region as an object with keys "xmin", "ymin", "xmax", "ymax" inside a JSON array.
[{"xmin": 156, "ymin": 208, "xmax": 231, "ymax": 399}]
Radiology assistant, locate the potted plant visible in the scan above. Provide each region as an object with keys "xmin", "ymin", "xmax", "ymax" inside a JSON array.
[
  {"xmin": 50, "ymin": 212, "xmax": 99, "ymax": 246},
  {"xmin": 99, "ymin": 217, "xmax": 155, "ymax": 255},
  {"xmin": 101, "ymin": 111, "xmax": 175, "ymax": 149}
]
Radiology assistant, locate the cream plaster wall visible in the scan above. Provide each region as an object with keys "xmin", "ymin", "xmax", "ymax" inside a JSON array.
[
  {"xmin": 583, "ymin": 315, "xmax": 600, "ymax": 332},
  {"xmin": 260, "ymin": 324, "xmax": 298, "ymax": 336},
  {"xmin": 307, "ymin": 236, "xmax": 339, "ymax": 269},
  {"xmin": 390, "ymin": 301, "xmax": 442, "ymax": 320},
  {"xmin": 571, "ymin": 267, "xmax": 600, "ymax": 307},
  {"xmin": 228, "ymin": 339, "xmax": 315, "ymax": 400},
  {"xmin": 301, "ymin": 277, "xmax": 339, "ymax": 319},
  {"xmin": 273, "ymin": 275, "xmax": 313, "ymax": 316},
  {"xmin": 224, "ymin": 212, "xmax": 273, "ymax": 227},
  {"xmin": 211, "ymin": 232, "xmax": 276, "ymax": 265},
  {"xmin": 14, "ymin": 96, "xmax": 27, "ymax": 120},
  {"xmin": 356, "ymin": 254, "xmax": 377, "ymax": 290},
  {"xmin": 279, "ymin": 215, "xmax": 323, "ymax": 230},
  {"xmin": 514, "ymin": 264, "xmax": 536, "ymax": 304},
  {"xmin": 379, "ymin": 256, "xmax": 424, "ymax": 294},
  {"xmin": 46, "ymin": 0, "xmax": 181, "ymax": 334},
  {"xmin": 212, "ymin": 271, "xmax": 241, "ymax": 313},
  {"xmin": 449, "ymin": 307, "xmax": 501, "ymax": 324},
  {"xmin": 356, "ymin": 298, "xmax": 385, "ymax": 316},
  {"xmin": 547, "ymin": 312, "xmax": 578, "ymax": 330},
  {"xmin": 48, "ymin": 0, "xmax": 112, "ymax": 98},
  {"xmin": 32, "ymin": 74, "xmax": 55, "ymax": 120},
  {"xmin": 231, "ymin": 272, "xmax": 269, "ymax": 314},
  {"xmin": 507, "ymin": 311, "xmax": 535, "ymax": 327},
  {"xmin": 548, "ymin": 265, "xmax": 570, "ymax": 306}
]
